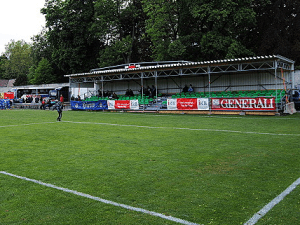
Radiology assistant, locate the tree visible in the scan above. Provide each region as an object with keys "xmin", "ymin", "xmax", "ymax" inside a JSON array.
[
  {"xmin": 93, "ymin": 0, "xmax": 152, "ymax": 67},
  {"xmin": 0, "ymin": 54, "xmax": 7, "ymax": 79},
  {"xmin": 31, "ymin": 28, "xmax": 52, "ymax": 66},
  {"xmin": 188, "ymin": 0, "xmax": 257, "ymax": 60},
  {"xmin": 42, "ymin": 0, "xmax": 101, "ymax": 74},
  {"xmin": 2, "ymin": 40, "xmax": 33, "ymax": 86},
  {"xmin": 251, "ymin": 0, "xmax": 300, "ymax": 65},
  {"xmin": 30, "ymin": 58, "xmax": 55, "ymax": 85},
  {"xmin": 31, "ymin": 28, "xmax": 64, "ymax": 83},
  {"xmin": 143, "ymin": 0, "xmax": 256, "ymax": 61},
  {"xmin": 142, "ymin": 0, "xmax": 181, "ymax": 61}
]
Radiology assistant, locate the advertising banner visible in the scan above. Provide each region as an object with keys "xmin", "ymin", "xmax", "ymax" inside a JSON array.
[
  {"xmin": 71, "ymin": 100, "xmax": 108, "ymax": 111},
  {"xmin": 211, "ymin": 97, "xmax": 276, "ymax": 111},
  {"xmin": 4, "ymin": 92, "xmax": 14, "ymax": 99},
  {"xmin": 167, "ymin": 98, "xmax": 209, "ymax": 110},
  {"xmin": 130, "ymin": 100, "xmax": 139, "ymax": 110},
  {"xmin": 107, "ymin": 100, "xmax": 115, "ymax": 110},
  {"xmin": 114, "ymin": 100, "xmax": 131, "ymax": 109},
  {"xmin": 108, "ymin": 100, "xmax": 139, "ymax": 110},
  {"xmin": 197, "ymin": 98, "xmax": 210, "ymax": 110},
  {"xmin": 167, "ymin": 99, "xmax": 177, "ymax": 110},
  {"xmin": 177, "ymin": 98, "xmax": 198, "ymax": 110}
]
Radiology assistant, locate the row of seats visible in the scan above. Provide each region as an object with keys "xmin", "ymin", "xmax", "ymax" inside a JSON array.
[
  {"xmin": 84, "ymin": 90, "xmax": 287, "ymax": 104},
  {"xmin": 172, "ymin": 89, "xmax": 286, "ymax": 99},
  {"xmin": 84, "ymin": 95, "xmax": 154, "ymax": 105}
]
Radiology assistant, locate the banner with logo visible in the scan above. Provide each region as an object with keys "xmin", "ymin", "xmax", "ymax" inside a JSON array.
[
  {"xmin": 211, "ymin": 97, "xmax": 276, "ymax": 111},
  {"xmin": 167, "ymin": 99, "xmax": 177, "ymax": 110},
  {"xmin": 167, "ymin": 98, "xmax": 209, "ymax": 110},
  {"xmin": 71, "ymin": 100, "xmax": 108, "ymax": 111},
  {"xmin": 108, "ymin": 100, "xmax": 139, "ymax": 110}
]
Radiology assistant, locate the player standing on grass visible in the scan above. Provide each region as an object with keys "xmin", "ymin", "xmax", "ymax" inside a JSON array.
[{"xmin": 53, "ymin": 100, "xmax": 63, "ymax": 121}]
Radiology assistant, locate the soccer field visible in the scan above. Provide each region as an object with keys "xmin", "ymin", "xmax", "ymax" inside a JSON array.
[{"xmin": 0, "ymin": 110, "xmax": 299, "ymax": 225}]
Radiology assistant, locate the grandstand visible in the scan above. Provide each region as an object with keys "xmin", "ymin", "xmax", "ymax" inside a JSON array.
[{"xmin": 65, "ymin": 55, "xmax": 295, "ymax": 114}]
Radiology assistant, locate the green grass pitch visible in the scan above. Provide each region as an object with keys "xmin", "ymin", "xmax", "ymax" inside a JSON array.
[{"xmin": 0, "ymin": 110, "xmax": 299, "ymax": 225}]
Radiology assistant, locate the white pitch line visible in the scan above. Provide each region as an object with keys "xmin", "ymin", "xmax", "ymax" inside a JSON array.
[
  {"xmin": 62, "ymin": 121, "xmax": 300, "ymax": 137},
  {"xmin": 0, "ymin": 171, "xmax": 201, "ymax": 225},
  {"xmin": 1, "ymin": 120, "xmax": 299, "ymax": 136},
  {"xmin": 0, "ymin": 122, "xmax": 56, "ymax": 128},
  {"xmin": 244, "ymin": 177, "xmax": 300, "ymax": 225}
]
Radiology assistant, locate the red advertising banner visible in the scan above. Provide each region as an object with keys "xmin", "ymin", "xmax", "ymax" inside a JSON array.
[
  {"xmin": 4, "ymin": 92, "xmax": 14, "ymax": 99},
  {"xmin": 211, "ymin": 97, "xmax": 276, "ymax": 111},
  {"xmin": 177, "ymin": 98, "xmax": 198, "ymax": 110},
  {"xmin": 114, "ymin": 100, "xmax": 131, "ymax": 109}
]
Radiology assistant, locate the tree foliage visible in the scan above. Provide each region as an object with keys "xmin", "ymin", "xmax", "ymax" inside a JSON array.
[
  {"xmin": 93, "ymin": 0, "xmax": 151, "ymax": 67},
  {"xmin": 251, "ymin": 0, "xmax": 300, "ymax": 64},
  {"xmin": 41, "ymin": 0, "xmax": 101, "ymax": 74},
  {"xmin": 2, "ymin": 40, "xmax": 33, "ymax": 86},
  {"xmin": 30, "ymin": 58, "xmax": 55, "ymax": 85},
  {"xmin": 0, "ymin": 54, "xmax": 7, "ymax": 79}
]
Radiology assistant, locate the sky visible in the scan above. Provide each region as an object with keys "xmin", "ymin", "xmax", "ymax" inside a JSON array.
[{"xmin": 0, "ymin": 0, "xmax": 46, "ymax": 55}]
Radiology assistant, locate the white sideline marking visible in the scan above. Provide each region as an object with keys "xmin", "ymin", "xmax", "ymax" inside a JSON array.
[
  {"xmin": 1, "ymin": 121, "xmax": 299, "ymax": 136},
  {"xmin": 244, "ymin": 177, "xmax": 300, "ymax": 225},
  {"xmin": 0, "ymin": 122, "xmax": 56, "ymax": 128},
  {"xmin": 0, "ymin": 171, "xmax": 201, "ymax": 225},
  {"xmin": 62, "ymin": 121, "xmax": 300, "ymax": 137}
]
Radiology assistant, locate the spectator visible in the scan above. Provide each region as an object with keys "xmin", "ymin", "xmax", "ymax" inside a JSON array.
[
  {"xmin": 46, "ymin": 98, "xmax": 53, "ymax": 109},
  {"xmin": 40, "ymin": 99, "xmax": 46, "ymax": 110},
  {"xmin": 188, "ymin": 84, "xmax": 194, "ymax": 92},
  {"xmin": 183, "ymin": 85, "xmax": 188, "ymax": 93},
  {"xmin": 98, "ymin": 89, "xmax": 102, "ymax": 97},
  {"xmin": 129, "ymin": 89, "xmax": 134, "ymax": 97},
  {"xmin": 104, "ymin": 90, "xmax": 110, "ymax": 97},
  {"xmin": 112, "ymin": 92, "xmax": 118, "ymax": 99},
  {"xmin": 60, "ymin": 94, "xmax": 64, "ymax": 104},
  {"xmin": 151, "ymin": 85, "xmax": 156, "ymax": 97},
  {"xmin": 145, "ymin": 86, "xmax": 150, "ymax": 96}
]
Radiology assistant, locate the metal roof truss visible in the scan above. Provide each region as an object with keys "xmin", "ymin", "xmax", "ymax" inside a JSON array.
[{"xmin": 69, "ymin": 56, "xmax": 294, "ymax": 84}]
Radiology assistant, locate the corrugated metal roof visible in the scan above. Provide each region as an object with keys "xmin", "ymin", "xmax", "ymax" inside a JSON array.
[{"xmin": 65, "ymin": 55, "xmax": 294, "ymax": 78}]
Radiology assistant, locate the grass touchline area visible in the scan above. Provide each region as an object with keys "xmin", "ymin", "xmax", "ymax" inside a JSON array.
[
  {"xmin": 1, "ymin": 120, "xmax": 300, "ymax": 136},
  {"xmin": 1, "ymin": 110, "xmax": 299, "ymax": 224},
  {"xmin": 245, "ymin": 177, "xmax": 300, "ymax": 225},
  {"xmin": 61, "ymin": 120, "xmax": 300, "ymax": 136},
  {"xmin": 0, "ymin": 171, "xmax": 201, "ymax": 225}
]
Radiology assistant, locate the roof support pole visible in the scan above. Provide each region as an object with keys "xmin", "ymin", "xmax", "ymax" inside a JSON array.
[
  {"xmin": 141, "ymin": 72, "xmax": 144, "ymax": 111},
  {"xmin": 291, "ymin": 62, "xmax": 295, "ymax": 91},
  {"xmin": 68, "ymin": 78, "xmax": 71, "ymax": 102},
  {"xmin": 101, "ymin": 76, "xmax": 104, "ymax": 98},
  {"xmin": 208, "ymin": 66, "xmax": 211, "ymax": 95},
  {"xmin": 155, "ymin": 71, "xmax": 158, "ymax": 100},
  {"xmin": 208, "ymin": 66, "xmax": 211, "ymax": 114},
  {"xmin": 275, "ymin": 60, "xmax": 278, "ymax": 113}
]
